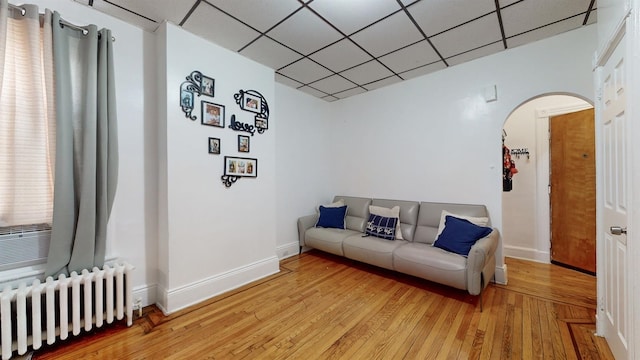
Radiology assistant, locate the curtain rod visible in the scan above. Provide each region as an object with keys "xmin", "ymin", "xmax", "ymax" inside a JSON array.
[{"xmin": 8, "ymin": 3, "xmax": 116, "ymax": 42}]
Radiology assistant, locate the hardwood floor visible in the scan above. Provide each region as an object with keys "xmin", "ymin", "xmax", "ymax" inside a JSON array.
[{"xmin": 32, "ymin": 252, "xmax": 614, "ymax": 359}]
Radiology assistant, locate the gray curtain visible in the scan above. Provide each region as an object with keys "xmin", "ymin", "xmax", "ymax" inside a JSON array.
[{"xmin": 45, "ymin": 12, "xmax": 118, "ymax": 277}]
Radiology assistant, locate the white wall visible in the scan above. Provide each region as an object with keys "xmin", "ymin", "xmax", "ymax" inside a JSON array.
[
  {"xmin": 156, "ymin": 23, "xmax": 278, "ymax": 313},
  {"xmin": 325, "ymin": 25, "xmax": 597, "ymax": 283},
  {"xmin": 16, "ymin": 0, "xmax": 160, "ymax": 306},
  {"xmin": 274, "ymin": 83, "xmax": 334, "ymax": 258},
  {"xmin": 502, "ymin": 95, "xmax": 591, "ymax": 263}
]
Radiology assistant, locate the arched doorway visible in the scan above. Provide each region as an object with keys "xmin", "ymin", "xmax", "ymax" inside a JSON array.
[{"xmin": 501, "ymin": 94, "xmax": 593, "ymax": 271}]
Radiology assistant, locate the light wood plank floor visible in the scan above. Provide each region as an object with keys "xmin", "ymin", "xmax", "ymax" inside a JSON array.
[{"xmin": 33, "ymin": 252, "xmax": 614, "ymax": 359}]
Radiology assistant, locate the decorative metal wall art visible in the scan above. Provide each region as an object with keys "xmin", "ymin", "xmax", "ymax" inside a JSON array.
[
  {"xmin": 228, "ymin": 114, "xmax": 256, "ymax": 136},
  {"xmin": 234, "ymin": 89, "xmax": 270, "ymax": 134},
  {"xmin": 179, "ymin": 70, "xmax": 215, "ymax": 120}
]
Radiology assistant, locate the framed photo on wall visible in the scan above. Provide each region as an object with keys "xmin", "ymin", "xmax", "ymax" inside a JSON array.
[
  {"xmin": 201, "ymin": 75, "xmax": 215, "ymax": 97},
  {"xmin": 240, "ymin": 92, "xmax": 262, "ymax": 114},
  {"xmin": 224, "ymin": 156, "xmax": 257, "ymax": 178},
  {"xmin": 201, "ymin": 101, "xmax": 225, "ymax": 128},
  {"xmin": 238, "ymin": 135, "xmax": 250, "ymax": 153},
  {"xmin": 254, "ymin": 115, "xmax": 268, "ymax": 130},
  {"xmin": 208, "ymin": 137, "xmax": 220, "ymax": 154}
]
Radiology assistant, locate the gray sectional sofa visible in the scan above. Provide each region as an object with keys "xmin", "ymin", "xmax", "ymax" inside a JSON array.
[{"xmin": 297, "ymin": 196, "xmax": 499, "ymax": 299}]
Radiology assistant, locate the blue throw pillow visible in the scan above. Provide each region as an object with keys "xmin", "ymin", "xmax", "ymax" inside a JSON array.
[
  {"xmin": 433, "ymin": 215, "xmax": 492, "ymax": 256},
  {"xmin": 315, "ymin": 205, "xmax": 347, "ymax": 229},
  {"xmin": 365, "ymin": 214, "xmax": 398, "ymax": 240}
]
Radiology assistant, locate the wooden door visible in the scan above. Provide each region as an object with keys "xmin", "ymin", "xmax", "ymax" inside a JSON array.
[
  {"xmin": 599, "ymin": 34, "xmax": 629, "ymax": 360},
  {"xmin": 550, "ymin": 108, "xmax": 596, "ymax": 274}
]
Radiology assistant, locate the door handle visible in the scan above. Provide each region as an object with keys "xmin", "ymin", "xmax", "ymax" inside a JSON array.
[{"xmin": 610, "ymin": 226, "xmax": 627, "ymax": 235}]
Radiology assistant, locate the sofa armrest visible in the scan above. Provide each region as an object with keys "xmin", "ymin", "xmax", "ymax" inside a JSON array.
[
  {"xmin": 466, "ymin": 229, "xmax": 499, "ymax": 295},
  {"xmin": 297, "ymin": 214, "xmax": 318, "ymax": 247}
]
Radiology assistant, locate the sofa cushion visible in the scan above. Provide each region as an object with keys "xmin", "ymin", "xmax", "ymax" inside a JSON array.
[
  {"xmin": 343, "ymin": 234, "xmax": 406, "ymax": 270},
  {"xmin": 316, "ymin": 205, "xmax": 347, "ymax": 229},
  {"xmin": 305, "ymin": 227, "xmax": 360, "ymax": 256},
  {"xmin": 435, "ymin": 210, "xmax": 488, "ymax": 241},
  {"xmin": 393, "ymin": 243, "xmax": 467, "ymax": 290},
  {"xmin": 369, "ymin": 205, "xmax": 401, "ymax": 239},
  {"xmin": 433, "ymin": 216, "xmax": 493, "ymax": 256},
  {"xmin": 334, "ymin": 196, "xmax": 372, "ymax": 232},
  {"xmin": 365, "ymin": 214, "xmax": 398, "ymax": 240},
  {"xmin": 413, "ymin": 202, "xmax": 489, "ymax": 244},
  {"xmin": 371, "ymin": 199, "xmax": 419, "ymax": 241}
]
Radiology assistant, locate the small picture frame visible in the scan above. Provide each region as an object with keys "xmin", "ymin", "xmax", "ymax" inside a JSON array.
[
  {"xmin": 240, "ymin": 92, "xmax": 262, "ymax": 114},
  {"xmin": 201, "ymin": 101, "xmax": 225, "ymax": 128},
  {"xmin": 208, "ymin": 137, "xmax": 220, "ymax": 154},
  {"xmin": 238, "ymin": 135, "xmax": 250, "ymax": 153},
  {"xmin": 180, "ymin": 89, "xmax": 193, "ymax": 108},
  {"xmin": 224, "ymin": 156, "xmax": 257, "ymax": 178},
  {"xmin": 201, "ymin": 76, "xmax": 215, "ymax": 97},
  {"xmin": 254, "ymin": 115, "xmax": 268, "ymax": 130}
]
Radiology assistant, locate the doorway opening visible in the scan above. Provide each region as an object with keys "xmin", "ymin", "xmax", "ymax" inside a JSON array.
[{"xmin": 501, "ymin": 94, "xmax": 594, "ymax": 274}]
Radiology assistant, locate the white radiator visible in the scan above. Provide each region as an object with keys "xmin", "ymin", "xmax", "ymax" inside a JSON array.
[{"xmin": 0, "ymin": 262, "xmax": 134, "ymax": 359}]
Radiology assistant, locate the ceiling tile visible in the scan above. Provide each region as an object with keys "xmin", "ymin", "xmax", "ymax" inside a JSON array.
[
  {"xmin": 323, "ymin": 95, "xmax": 340, "ymax": 102},
  {"xmin": 362, "ymin": 75, "xmax": 402, "ymax": 91},
  {"xmin": 87, "ymin": 0, "xmax": 163, "ymax": 30},
  {"xmin": 267, "ymin": 8, "xmax": 344, "ymax": 55},
  {"xmin": 206, "ymin": 0, "xmax": 302, "ymax": 32},
  {"xmin": 399, "ymin": 61, "xmax": 447, "ymax": 80},
  {"xmin": 430, "ymin": 14, "xmax": 503, "ymax": 58},
  {"xmin": 309, "ymin": 39, "xmax": 373, "ymax": 72},
  {"xmin": 333, "ymin": 87, "xmax": 367, "ymax": 99},
  {"xmin": 278, "ymin": 58, "xmax": 333, "ymax": 84},
  {"xmin": 445, "ymin": 42, "xmax": 503, "ymax": 66},
  {"xmin": 497, "ymin": 0, "xmax": 521, "ymax": 7},
  {"xmin": 506, "ymin": 17, "xmax": 585, "ymax": 49},
  {"xmin": 308, "ymin": 75, "xmax": 356, "ymax": 94},
  {"xmin": 240, "ymin": 36, "xmax": 302, "ymax": 69},
  {"xmin": 340, "ymin": 60, "xmax": 395, "ymax": 85},
  {"xmin": 378, "ymin": 40, "xmax": 441, "ymax": 73},
  {"xmin": 407, "ymin": 0, "xmax": 496, "ymax": 36},
  {"xmin": 308, "ymin": 0, "xmax": 402, "ymax": 35},
  {"xmin": 501, "ymin": 0, "xmax": 593, "ymax": 37},
  {"xmin": 298, "ymin": 86, "xmax": 328, "ymax": 98},
  {"xmin": 586, "ymin": 9, "xmax": 597, "ymax": 25},
  {"xmin": 182, "ymin": 3, "xmax": 260, "ymax": 51},
  {"xmin": 275, "ymin": 73, "xmax": 304, "ymax": 89},
  {"xmin": 349, "ymin": 11, "xmax": 424, "ymax": 57}
]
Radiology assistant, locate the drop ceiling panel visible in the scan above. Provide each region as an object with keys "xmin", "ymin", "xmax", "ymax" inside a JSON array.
[
  {"xmin": 239, "ymin": 36, "xmax": 302, "ymax": 70},
  {"xmin": 407, "ymin": 0, "xmax": 496, "ymax": 36},
  {"xmin": 267, "ymin": 8, "xmax": 343, "ymax": 55},
  {"xmin": 309, "ymin": 75, "xmax": 356, "ymax": 94},
  {"xmin": 80, "ymin": 0, "xmax": 160, "ymax": 30},
  {"xmin": 340, "ymin": 60, "xmax": 395, "ymax": 85},
  {"xmin": 182, "ymin": 4, "xmax": 260, "ymax": 52},
  {"xmin": 430, "ymin": 14, "xmax": 503, "ymax": 58},
  {"xmin": 206, "ymin": 0, "xmax": 302, "ymax": 32},
  {"xmin": 309, "ymin": 0, "xmax": 402, "ymax": 35},
  {"xmin": 349, "ymin": 11, "xmax": 424, "ymax": 57},
  {"xmin": 399, "ymin": 61, "xmax": 447, "ymax": 80},
  {"xmin": 501, "ymin": 0, "xmax": 592, "ymax": 37},
  {"xmin": 378, "ymin": 40, "xmax": 441, "ymax": 73},
  {"xmin": 445, "ymin": 42, "xmax": 504, "ymax": 66},
  {"xmin": 506, "ymin": 16, "xmax": 584, "ymax": 48},
  {"xmin": 275, "ymin": 73, "xmax": 303, "ymax": 89},
  {"xmin": 309, "ymin": 39, "xmax": 373, "ymax": 73},
  {"xmin": 100, "ymin": 0, "xmax": 193, "ymax": 27},
  {"xmin": 298, "ymin": 86, "xmax": 328, "ymax": 98},
  {"xmin": 278, "ymin": 58, "xmax": 333, "ymax": 84},
  {"xmin": 333, "ymin": 86, "xmax": 367, "ymax": 99},
  {"xmin": 362, "ymin": 75, "xmax": 403, "ymax": 91}
]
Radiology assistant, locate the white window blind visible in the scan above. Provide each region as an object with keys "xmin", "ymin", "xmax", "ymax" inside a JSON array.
[{"xmin": 0, "ymin": 4, "xmax": 56, "ymax": 228}]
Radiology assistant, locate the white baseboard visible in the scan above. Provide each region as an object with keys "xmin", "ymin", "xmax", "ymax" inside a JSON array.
[
  {"xmin": 276, "ymin": 242, "xmax": 300, "ymax": 260},
  {"xmin": 503, "ymin": 245, "xmax": 550, "ymax": 263},
  {"xmin": 132, "ymin": 284, "xmax": 157, "ymax": 308},
  {"xmin": 494, "ymin": 264, "xmax": 508, "ymax": 285},
  {"xmin": 159, "ymin": 256, "xmax": 280, "ymax": 315}
]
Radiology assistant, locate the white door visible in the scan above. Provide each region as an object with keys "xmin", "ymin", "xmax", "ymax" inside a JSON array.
[{"xmin": 599, "ymin": 32, "xmax": 629, "ymax": 360}]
